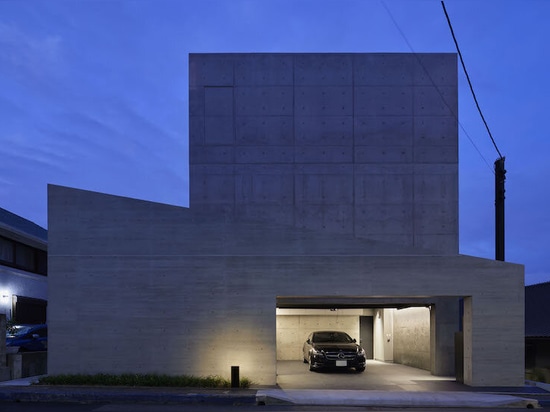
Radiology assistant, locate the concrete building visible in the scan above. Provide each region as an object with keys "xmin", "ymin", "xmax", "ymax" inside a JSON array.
[
  {"xmin": 47, "ymin": 53, "xmax": 524, "ymax": 387},
  {"xmin": 525, "ymin": 281, "xmax": 550, "ymax": 382},
  {"xmin": 0, "ymin": 208, "xmax": 48, "ymax": 324}
]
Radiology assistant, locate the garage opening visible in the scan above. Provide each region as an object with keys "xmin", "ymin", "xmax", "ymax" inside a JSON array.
[{"xmin": 276, "ymin": 296, "xmax": 461, "ymax": 390}]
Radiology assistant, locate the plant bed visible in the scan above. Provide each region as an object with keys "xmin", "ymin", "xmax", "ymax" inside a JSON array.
[{"xmin": 37, "ymin": 373, "xmax": 253, "ymax": 389}]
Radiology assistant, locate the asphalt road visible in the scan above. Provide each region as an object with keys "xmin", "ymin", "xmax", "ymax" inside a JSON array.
[
  {"xmin": 3, "ymin": 404, "xmax": 549, "ymax": 412},
  {"xmin": 2, "ymin": 404, "xmax": 548, "ymax": 412}
]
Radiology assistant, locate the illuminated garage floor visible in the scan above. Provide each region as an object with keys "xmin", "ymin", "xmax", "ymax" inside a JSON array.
[{"xmin": 276, "ymin": 360, "xmax": 463, "ymax": 391}]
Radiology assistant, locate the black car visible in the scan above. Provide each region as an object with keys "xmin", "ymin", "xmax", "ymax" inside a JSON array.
[{"xmin": 303, "ymin": 330, "xmax": 366, "ymax": 372}]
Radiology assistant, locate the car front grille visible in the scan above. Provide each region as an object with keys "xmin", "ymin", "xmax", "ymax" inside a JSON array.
[{"xmin": 324, "ymin": 350, "xmax": 357, "ymax": 361}]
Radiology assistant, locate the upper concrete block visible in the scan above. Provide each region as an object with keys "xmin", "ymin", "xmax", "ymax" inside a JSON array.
[
  {"xmin": 415, "ymin": 203, "xmax": 457, "ymax": 235},
  {"xmin": 355, "ymin": 174, "xmax": 414, "ymax": 205},
  {"xmin": 294, "ymin": 203, "xmax": 354, "ymax": 233},
  {"xmin": 355, "ymin": 146, "xmax": 413, "ymax": 164},
  {"xmin": 236, "ymin": 146, "xmax": 294, "ymax": 164},
  {"xmin": 295, "ymin": 116, "xmax": 353, "ymax": 145},
  {"xmin": 205, "ymin": 116, "xmax": 234, "ymax": 145},
  {"xmin": 204, "ymin": 87, "xmax": 233, "ymax": 116},
  {"xmin": 295, "ymin": 145, "xmax": 353, "ymax": 164},
  {"xmin": 295, "ymin": 54, "xmax": 353, "ymax": 85},
  {"xmin": 190, "ymin": 54, "xmax": 234, "ymax": 87},
  {"xmin": 236, "ymin": 173, "xmax": 294, "ymax": 205},
  {"xmin": 190, "ymin": 145, "xmax": 234, "ymax": 164},
  {"xmin": 414, "ymin": 117, "xmax": 456, "ymax": 146},
  {"xmin": 414, "ymin": 54, "xmax": 457, "ymax": 86},
  {"xmin": 414, "ymin": 145, "xmax": 457, "ymax": 164},
  {"xmin": 236, "ymin": 116, "xmax": 294, "ymax": 146},
  {"xmin": 354, "ymin": 53, "xmax": 416, "ymax": 86},
  {"xmin": 414, "ymin": 173, "xmax": 457, "ymax": 203},
  {"xmin": 189, "ymin": 87, "xmax": 204, "ymax": 116},
  {"xmin": 357, "ymin": 203, "xmax": 414, "ymax": 235},
  {"xmin": 354, "ymin": 86, "xmax": 413, "ymax": 116},
  {"xmin": 414, "ymin": 86, "xmax": 457, "ymax": 116},
  {"xmin": 295, "ymin": 86, "xmax": 353, "ymax": 116},
  {"xmin": 235, "ymin": 86, "xmax": 293, "ymax": 116},
  {"xmin": 235, "ymin": 54, "xmax": 294, "ymax": 86},
  {"xmin": 354, "ymin": 116, "xmax": 413, "ymax": 146},
  {"xmin": 189, "ymin": 165, "xmax": 235, "ymax": 204},
  {"xmin": 189, "ymin": 53, "xmax": 459, "ymax": 254},
  {"xmin": 295, "ymin": 173, "xmax": 354, "ymax": 204},
  {"xmin": 189, "ymin": 115, "xmax": 204, "ymax": 148}
]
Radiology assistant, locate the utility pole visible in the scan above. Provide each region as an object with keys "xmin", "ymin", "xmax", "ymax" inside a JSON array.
[
  {"xmin": 494, "ymin": 157, "xmax": 506, "ymax": 261},
  {"xmin": 443, "ymin": 0, "xmax": 507, "ymax": 260}
]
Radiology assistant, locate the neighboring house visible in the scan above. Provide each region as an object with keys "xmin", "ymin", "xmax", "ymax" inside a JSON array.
[
  {"xmin": 47, "ymin": 53, "xmax": 524, "ymax": 387},
  {"xmin": 0, "ymin": 208, "xmax": 48, "ymax": 324},
  {"xmin": 526, "ymin": 281, "xmax": 550, "ymax": 374}
]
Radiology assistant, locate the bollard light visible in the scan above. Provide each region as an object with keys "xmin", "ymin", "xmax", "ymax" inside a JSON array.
[{"xmin": 231, "ymin": 366, "xmax": 240, "ymax": 388}]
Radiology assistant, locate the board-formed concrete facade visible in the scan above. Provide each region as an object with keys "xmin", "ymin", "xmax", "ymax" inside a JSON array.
[{"xmin": 47, "ymin": 53, "xmax": 525, "ymax": 387}]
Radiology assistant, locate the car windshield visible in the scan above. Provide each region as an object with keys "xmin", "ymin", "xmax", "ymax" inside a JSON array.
[{"xmin": 312, "ymin": 332, "xmax": 353, "ymax": 343}]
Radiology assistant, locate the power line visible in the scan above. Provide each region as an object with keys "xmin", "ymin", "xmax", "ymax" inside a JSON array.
[
  {"xmin": 441, "ymin": 1, "xmax": 503, "ymax": 160},
  {"xmin": 379, "ymin": 0, "xmax": 493, "ymax": 172}
]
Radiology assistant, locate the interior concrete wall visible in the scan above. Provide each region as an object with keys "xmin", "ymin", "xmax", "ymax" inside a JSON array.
[
  {"xmin": 373, "ymin": 309, "xmax": 394, "ymax": 362},
  {"xmin": 47, "ymin": 184, "xmax": 525, "ymax": 387},
  {"xmin": 276, "ymin": 309, "xmax": 361, "ymax": 360},
  {"xmin": 393, "ymin": 307, "xmax": 430, "ymax": 371},
  {"xmin": 430, "ymin": 297, "xmax": 461, "ymax": 376},
  {"xmin": 189, "ymin": 53, "xmax": 458, "ymax": 255}
]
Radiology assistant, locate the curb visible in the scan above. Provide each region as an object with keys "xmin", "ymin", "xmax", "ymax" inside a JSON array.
[
  {"xmin": 255, "ymin": 389, "xmax": 541, "ymax": 409},
  {"xmin": 0, "ymin": 387, "xmax": 258, "ymax": 405}
]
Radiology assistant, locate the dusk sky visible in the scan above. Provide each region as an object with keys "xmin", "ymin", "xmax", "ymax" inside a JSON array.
[{"xmin": 1, "ymin": 0, "xmax": 548, "ymax": 285}]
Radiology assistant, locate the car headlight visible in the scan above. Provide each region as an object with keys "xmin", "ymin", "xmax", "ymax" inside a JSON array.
[
  {"xmin": 311, "ymin": 348, "xmax": 325, "ymax": 357},
  {"xmin": 357, "ymin": 348, "xmax": 366, "ymax": 357}
]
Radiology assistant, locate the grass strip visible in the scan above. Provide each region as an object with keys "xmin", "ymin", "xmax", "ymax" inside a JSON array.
[{"xmin": 37, "ymin": 373, "xmax": 253, "ymax": 389}]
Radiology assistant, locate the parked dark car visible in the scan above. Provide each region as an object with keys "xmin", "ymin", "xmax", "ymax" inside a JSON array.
[
  {"xmin": 6, "ymin": 324, "xmax": 47, "ymax": 352},
  {"xmin": 303, "ymin": 330, "xmax": 366, "ymax": 372}
]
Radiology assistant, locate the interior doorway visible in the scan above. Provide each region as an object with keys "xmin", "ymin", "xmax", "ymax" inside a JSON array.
[{"xmin": 360, "ymin": 316, "xmax": 374, "ymax": 359}]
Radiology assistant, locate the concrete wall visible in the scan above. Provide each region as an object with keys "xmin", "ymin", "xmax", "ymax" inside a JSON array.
[
  {"xmin": 393, "ymin": 307, "xmax": 430, "ymax": 371},
  {"xmin": 431, "ymin": 297, "xmax": 461, "ymax": 375},
  {"xmin": 276, "ymin": 309, "xmax": 361, "ymax": 361},
  {"xmin": 48, "ymin": 185, "xmax": 525, "ymax": 387},
  {"xmin": 374, "ymin": 309, "xmax": 394, "ymax": 362},
  {"xmin": 189, "ymin": 53, "xmax": 458, "ymax": 255}
]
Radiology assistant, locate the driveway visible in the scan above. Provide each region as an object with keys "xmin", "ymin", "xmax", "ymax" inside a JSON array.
[{"xmin": 277, "ymin": 360, "xmax": 463, "ymax": 391}]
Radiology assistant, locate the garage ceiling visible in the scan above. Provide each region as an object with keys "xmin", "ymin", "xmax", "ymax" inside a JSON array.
[{"xmin": 276, "ymin": 296, "xmax": 450, "ymax": 310}]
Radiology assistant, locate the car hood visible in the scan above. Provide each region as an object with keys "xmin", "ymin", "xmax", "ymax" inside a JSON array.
[{"xmin": 312, "ymin": 342, "xmax": 359, "ymax": 351}]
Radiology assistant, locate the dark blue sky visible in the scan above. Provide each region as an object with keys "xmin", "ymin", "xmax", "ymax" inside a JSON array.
[{"xmin": 1, "ymin": 0, "xmax": 548, "ymax": 285}]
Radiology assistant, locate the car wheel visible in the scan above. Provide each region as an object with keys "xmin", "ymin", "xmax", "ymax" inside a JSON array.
[
  {"xmin": 303, "ymin": 357, "xmax": 308, "ymax": 364},
  {"xmin": 308, "ymin": 356, "xmax": 315, "ymax": 371},
  {"xmin": 355, "ymin": 366, "xmax": 365, "ymax": 373}
]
